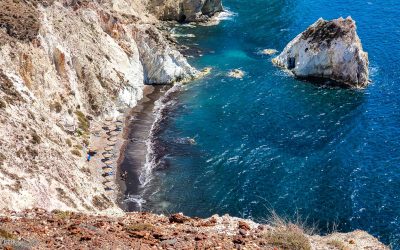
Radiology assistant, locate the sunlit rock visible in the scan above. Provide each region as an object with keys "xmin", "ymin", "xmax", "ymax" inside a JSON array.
[{"xmin": 273, "ymin": 17, "xmax": 369, "ymax": 88}]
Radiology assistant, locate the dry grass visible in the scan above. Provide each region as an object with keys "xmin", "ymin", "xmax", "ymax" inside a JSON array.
[
  {"xmin": 92, "ymin": 195, "xmax": 113, "ymax": 211},
  {"xmin": 66, "ymin": 138, "xmax": 72, "ymax": 147},
  {"xmin": 125, "ymin": 223, "xmax": 154, "ymax": 232},
  {"xmin": 52, "ymin": 210, "xmax": 73, "ymax": 220},
  {"xmin": 328, "ymin": 239, "xmax": 350, "ymax": 250},
  {"xmin": 51, "ymin": 101, "xmax": 62, "ymax": 113},
  {"xmin": 0, "ymin": 100, "xmax": 7, "ymax": 109},
  {"xmin": 0, "ymin": 153, "xmax": 6, "ymax": 166},
  {"xmin": 71, "ymin": 149, "xmax": 81, "ymax": 157},
  {"xmin": 30, "ymin": 130, "xmax": 41, "ymax": 144},
  {"xmin": 0, "ymin": 228, "xmax": 15, "ymax": 240},
  {"xmin": 75, "ymin": 110, "xmax": 90, "ymax": 134},
  {"xmin": 263, "ymin": 212, "xmax": 312, "ymax": 250}
]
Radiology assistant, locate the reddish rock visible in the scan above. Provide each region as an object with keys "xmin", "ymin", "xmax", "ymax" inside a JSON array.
[
  {"xmin": 169, "ymin": 213, "xmax": 190, "ymax": 223},
  {"xmin": 238, "ymin": 221, "xmax": 250, "ymax": 231},
  {"xmin": 233, "ymin": 236, "xmax": 244, "ymax": 244}
]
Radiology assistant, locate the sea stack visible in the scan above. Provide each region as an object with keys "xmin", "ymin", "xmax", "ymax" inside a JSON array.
[{"xmin": 273, "ymin": 17, "xmax": 369, "ymax": 88}]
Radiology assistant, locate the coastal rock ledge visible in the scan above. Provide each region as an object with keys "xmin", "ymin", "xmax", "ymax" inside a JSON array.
[{"xmin": 273, "ymin": 17, "xmax": 369, "ymax": 88}]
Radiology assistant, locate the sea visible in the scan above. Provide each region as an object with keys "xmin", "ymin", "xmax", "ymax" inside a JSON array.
[{"xmin": 121, "ymin": 0, "xmax": 400, "ymax": 248}]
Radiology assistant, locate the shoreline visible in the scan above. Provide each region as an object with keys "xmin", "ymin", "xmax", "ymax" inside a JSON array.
[{"xmin": 116, "ymin": 85, "xmax": 171, "ymax": 211}]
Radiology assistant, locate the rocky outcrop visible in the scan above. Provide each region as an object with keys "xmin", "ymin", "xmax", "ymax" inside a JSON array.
[
  {"xmin": 147, "ymin": 0, "xmax": 223, "ymax": 22},
  {"xmin": 273, "ymin": 17, "xmax": 369, "ymax": 88},
  {"xmin": 0, "ymin": 0, "xmax": 198, "ymax": 214},
  {"xmin": 0, "ymin": 209, "xmax": 389, "ymax": 249}
]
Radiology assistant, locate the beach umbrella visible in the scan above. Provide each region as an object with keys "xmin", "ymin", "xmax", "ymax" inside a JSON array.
[
  {"xmin": 104, "ymin": 160, "xmax": 113, "ymax": 165},
  {"xmin": 103, "ymin": 167, "xmax": 113, "ymax": 173},
  {"xmin": 104, "ymin": 182, "xmax": 113, "ymax": 188},
  {"xmin": 104, "ymin": 146, "xmax": 113, "ymax": 151},
  {"xmin": 102, "ymin": 153, "xmax": 114, "ymax": 159},
  {"xmin": 109, "ymin": 131, "xmax": 119, "ymax": 136},
  {"xmin": 108, "ymin": 137, "xmax": 118, "ymax": 142},
  {"xmin": 109, "ymin": 125, "xmax": 118, "ymax": 131}
]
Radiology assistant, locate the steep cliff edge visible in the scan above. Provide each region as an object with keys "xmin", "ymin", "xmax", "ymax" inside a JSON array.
[
  {"xmin": 0, "ymin": 0, "xmax": 198, "ymax": 214},
  {"xmin": 0, "ymin": 209, "xmax": 388, "ymax": 249}
]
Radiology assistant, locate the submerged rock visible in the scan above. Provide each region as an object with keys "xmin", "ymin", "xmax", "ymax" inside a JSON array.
[
  {"xmin": 260, "ymin": 48, "xmax": 278, "ymax": 55},
  {"xmin": 228, "ymin": 69, "xmax": 245, "ymax": 79},
  {"xmin": 273, "ymin": 17, "xmax": 369, "ymax": 88}
]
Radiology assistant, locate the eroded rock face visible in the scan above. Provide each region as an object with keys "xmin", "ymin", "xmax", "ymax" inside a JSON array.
[
  {"xmin": 273, "ymin": 17, "xmax": 369, "ymax": 88},
  {"xmin": 147, "ymin": 0, "xmax": 223, "ymax": 22},
  {"xmin": 0, "ymin": 0, "xmax": 197, "ymax": 214}
]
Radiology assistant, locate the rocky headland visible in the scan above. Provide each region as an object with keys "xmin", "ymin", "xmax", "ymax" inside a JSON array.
[
  {"xmin": 0, "ymin": 1, "xmax": 387, "ymax": 248},
  {"xmin": 273, "ymin": 17, "xmax": 369, "ymax": 88}
]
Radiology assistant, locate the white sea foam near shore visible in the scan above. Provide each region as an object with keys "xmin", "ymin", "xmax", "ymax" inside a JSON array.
[{"xmin": 140, "ymin": 84, "xmax": 182, "ymax": 188}]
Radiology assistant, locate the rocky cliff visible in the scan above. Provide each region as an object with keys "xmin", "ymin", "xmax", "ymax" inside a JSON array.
[
  {"xmin": 146, "ymin": 0, "xmax": 223, "ymax": 22},
  {"xmin": 0, "ymin": 0, "xmax": 211, "ymax": 214},
  {"xmin": 0, "ymin": 209, "xmax": 389, "ymax": 249},
  {"xmin": 273, "ymin": 17, "xmax": 369, "ymax": 88}
]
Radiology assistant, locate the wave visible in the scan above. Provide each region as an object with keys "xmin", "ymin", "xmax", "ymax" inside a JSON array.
[
  {"xmin": 171, "ymin": 33, "xmax": 196, "ymax": 38},
  {"xmin": 123, "ymin": 194, "xmax": 146, "ymax": 211},
  {"xmin": 216, "ymin": 9, "xmax": 237, "ymax": 21},
  {"xmin": 139, "ymin": 84, "xmax": 182, "ymax": 187}
]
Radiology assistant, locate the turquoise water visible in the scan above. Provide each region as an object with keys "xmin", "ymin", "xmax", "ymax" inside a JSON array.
[{"xmin": 129, "ymin": 0, "xmax": 400, "ymax": 248}]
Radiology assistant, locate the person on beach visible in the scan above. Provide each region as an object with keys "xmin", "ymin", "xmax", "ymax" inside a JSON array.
[{"xmin": 120, "ymin": 171, "xmax": 128, "ymax": 181}]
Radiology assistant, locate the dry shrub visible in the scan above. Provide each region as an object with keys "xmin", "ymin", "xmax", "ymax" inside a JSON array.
[
  {"xmin": 263, "ymin": 212, "xmax": 312, "ymax": 250},
  {"xmin": 81, "ymin": 167, "xmax": 91, "ymax": 175},
  {"xmin": 75, "ymin": 110, "xmax": 90, "ymax": 134},
  {"xmin": 0, "ymin": 228, "xmax": 15, "ymax": 240},
  {"xmin": 71, "ymin": 149, "xmax": 81, "ymax": 157},
  {"xmin": 30, "ymin": 130, "xmax": 41, "ymax": 144},
  {"xmin": 52, "ymin": 210, "xmax": 73, "ymax": 220},
  {"xmin": 125, "ymin": 223, "xmax": 154, "ymax": 232},
  {"xmin": 0, "ymin": 100, "xmax": 7, "ymax": 109},
  {"xmin": 66, "ymin": 138, "xmax": 72, "ymax": 147},
  {"xmin": 0, "ymin": 153, "xmax": 5, "ymax": 166},
  {"xmin": 92, "ymin": 194, "xmax": 113, "ymax": 210},
  {"xmin": 328, "ymin": 239, "xmax": 350, "ymax": 250},
  {"xmin": 51, "ymin": 101, "xmax": 62, "ymax": 113}
]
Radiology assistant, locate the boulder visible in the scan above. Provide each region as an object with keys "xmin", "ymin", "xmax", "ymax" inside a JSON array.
[
  {"xmin": 273, "ymin": 17, "xmax": 369, "ymax": 88},
  {"xmin": 147, "ymin": 0, "xmax": 223, "ymax": 22}
]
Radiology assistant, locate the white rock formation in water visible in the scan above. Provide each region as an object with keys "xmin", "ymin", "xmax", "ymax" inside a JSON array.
[{"xmin": 273, "ymin": 17, "xmax": 369, "ymax": 88}]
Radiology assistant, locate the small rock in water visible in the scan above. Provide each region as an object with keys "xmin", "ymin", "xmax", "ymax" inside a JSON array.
[
  {"xmin": 272, "ymin": 17, "xmax": 369, "ymax": 88},
  {"xmin": 260, "ymin": 49, "xmax": 278, "ymax": 55},
  {"xmin": 228, "ymin": 69, "xmax": 245, "ymax": 79}
]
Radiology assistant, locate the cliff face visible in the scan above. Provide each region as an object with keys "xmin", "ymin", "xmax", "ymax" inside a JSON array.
[
  {"xmin": 0, "ymin": 0, "xmax": 200, "ymax": 214},
  {"xmin": 146, "ymin": 0, "xmax": 223, "ymax": 22},
  {"xmin": 273, "ymin": 17, "xmax": 369, "ymax": 88}
]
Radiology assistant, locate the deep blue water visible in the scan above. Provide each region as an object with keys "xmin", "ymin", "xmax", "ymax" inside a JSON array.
[{"xmin": 137, "ymin": 0, "xmax": 400, "ymax": 248}]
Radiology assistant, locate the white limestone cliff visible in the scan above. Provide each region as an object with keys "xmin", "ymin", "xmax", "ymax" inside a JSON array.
[
  {"xmin": 273, "ymin": 17, "xmax": 369, "ymax": 88},
  {"xmin": 146, "ymin": 0, "xmax": 223, "ymax": 22},
  {"xmin": 0, "ymin": 0, "xmax": 199, "ymax": 214}
]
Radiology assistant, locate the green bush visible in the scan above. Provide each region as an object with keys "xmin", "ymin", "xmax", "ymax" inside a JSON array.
[{"xmin": 75, "ymin": 110, "xmax": 90, "ymax": 134}]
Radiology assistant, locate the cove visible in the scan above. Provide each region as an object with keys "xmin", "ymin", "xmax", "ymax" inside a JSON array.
[{"xmin": 121, "ymin": 0, "xmax": 400, "ymax": 248}]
